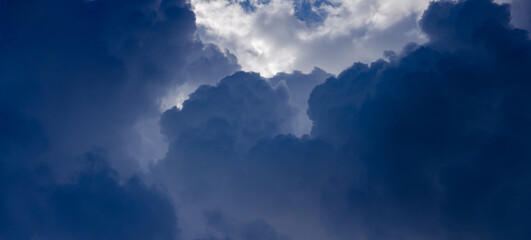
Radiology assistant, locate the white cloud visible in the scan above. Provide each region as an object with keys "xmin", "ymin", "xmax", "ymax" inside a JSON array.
[{"xmin": 191, "ymin": 0, "xmax": 430, "ymax": 76}]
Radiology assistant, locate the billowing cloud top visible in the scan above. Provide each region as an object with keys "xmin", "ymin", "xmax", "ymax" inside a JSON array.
[
  {"xmin": 192, "ymin": 0, "xmax": 530, "ymax": 77},
  {"xmin": 158, "ymin": 0, "xmax": 531, "ymax": 239},
  {"xmin": 192, "ymin": 0, "xmax": 430, "ymax": 75},
  {"xmin": 1, "ymin": 0, "xmax": 531, "ymax": 240}
]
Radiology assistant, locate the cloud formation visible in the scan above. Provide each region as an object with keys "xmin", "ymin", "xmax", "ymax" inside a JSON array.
[
  {"xmin": 191, "ymin": 0, "xmax": 429, "ymax": 76},
  {"xmin": 158, "ymin": 0, "xmax": 531, "ymax": 239},
  {"xmin": 2, "ymin": 0, "xmax": 531, "ymax": 239},
  {"xmin": 0, "ymin": 110, "xmax": 178, "ymax": 239},
  {"xmin": 308, "ymin": 1, "xmax": 531, "ymax": 238},
  {"xmin": 0, "ymin": 0, "xmax": 236, "ymax": 238},
  {"xmin": 192, "ymin": 0, "xmax": 529, "ymax": 77},
  {"xmin": 0, "ymin": 0, "xmax": 239, "ymax": 169}
]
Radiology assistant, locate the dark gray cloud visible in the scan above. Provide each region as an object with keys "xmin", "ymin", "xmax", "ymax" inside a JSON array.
[
  {"xmin": 0, "ymin": 0, "xmax": 239, "ymax": 173},
  {"xmin": 158, "ymin": 0, "xmax": 531, "ymax": 239},
  {"xmin": 198, "ymin": 209, "xmax": 290, "ymax": 240},
  {"xmin": 510, "ymin": 0, "xmax": 531, "ymax": 31},
  {"xmin": 0, "ymin": 0, "xmax": 237, "ymax": 239},
  {"xmin": 157, "ymin": 71, "xmax": 303, "ymax": 238},
  {"xmin": 3, "ymin": 0, "xmax": 531, "ymax": 239},
  {"xmin": 158, "ymin": 72, "xmax": 295, "ymax": 195},
  {"xmin": 309, "ymin": 0, "xmax": 531, "ymax": 239},
  {"xmin": 0, "ymin": 110, "xmax": 178, "ymax": 239}
]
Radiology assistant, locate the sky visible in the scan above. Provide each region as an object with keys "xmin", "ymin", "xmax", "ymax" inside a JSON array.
[{"xmin": 1, "ymin": 0, "xmax": 531, "ymax": 240}]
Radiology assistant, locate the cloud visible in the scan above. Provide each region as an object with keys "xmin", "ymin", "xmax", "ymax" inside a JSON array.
[
  {"xmin": 1, "ymin": 0, "xmax": 190, "ymax": 171},
  {"xmin": 160, "ymin": 43, "xmax": 241, "ymax": 111},
  {"xmin": 155, "ymin": 69, "xmax": 337, "ymax": 240},
  {"xmin": 0, "ymin": 110, "xmax": 178, "ymax": 239},
  {"xmin": 0, "ymin": 0, "xmax": 237, "ymax": 238},
  {"xmin": 0, "ymin": 0, "xmax": 240, "ymax": 171},
  {"xmin": 198, "ymin": 209, "xmax": 291, "ymax": 240},
  {"xmin": 157, "ymin": 71, "xmax": 299, "ymax": 239},
  {"xmin": 501, "ymin": 0, "xmax": 531, "ymax": 31},
  {"xmin": 158, "ymin": 0, "xmax": 531, "ymax": 239},
  {"xmin": 158, "ymin": 71, "xmax": 295, "ymax": 187},
  {"xmin": 2, "ymin": 0, "xmax": 530, "ymax": 239},
  {"xmin": 191, "ymin": 0, "xmax": 528, "ymax": 77},
  {"xmin": 191, "ymin": 0, "xmax": 429, "ymax": 76},
  {"xmin": 308, "ymin": 0, "xmax": 531, "ymax": 238}
]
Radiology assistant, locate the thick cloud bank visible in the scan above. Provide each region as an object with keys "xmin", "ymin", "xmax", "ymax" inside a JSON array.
[
  {"xmin": 0, "ymin": 0, "xmax": 235, "ymax": 238},
  {"xmin": 2, "ymin": 0, "xmax": 531, "ymax": 239},
  {"xmin": 0, "ymin": 110, "xmax": 178, "ymax": 239},
  {"xmin": 159, "ymin": 72, "xmax": 295, "ymax": 199},
  {"xmin": 157, "ymin": 72, "xmax": 331, "ymax": 240},
  {"xmin": 159, "ymin": 0, "xmax": 531, "ymax": 239},
  {"xmin": 308, "ymin": 0, "xmax": 531, "ymax": 238}
]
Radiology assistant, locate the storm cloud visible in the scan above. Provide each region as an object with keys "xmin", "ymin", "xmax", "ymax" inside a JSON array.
[
  {"xmin": 0, "ymin": 0, "xmax": 236, "ymax": 238},
  {"xmin": 158, "ymin": 0, "xmax": 531, "ymax": 239},
  {"xmin": 2, "ymin": 0, "xmax": 530, "ymax": 239}
]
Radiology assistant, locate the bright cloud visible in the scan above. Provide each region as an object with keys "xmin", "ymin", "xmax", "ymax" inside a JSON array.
[{"xmin": 191, "ymin": 0, "xmax": 430, "ymax": 76}]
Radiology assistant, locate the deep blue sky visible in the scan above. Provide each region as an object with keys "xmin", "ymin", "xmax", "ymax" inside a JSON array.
[{"xmin": 1, "ymin": 0, "xmax": 531, "ymax": 239}]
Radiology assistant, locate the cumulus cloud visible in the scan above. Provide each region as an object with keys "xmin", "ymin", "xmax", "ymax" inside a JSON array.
[
  {"xmin": 0, "ymin": 110, "xmax": 178, "ymax": 239},
  {"xmin": 3, "ymin": 0, "xmax": 531, "ymax": 239},
  {"xmin": 0, "ymin": 0, "xmax": 237, "ymax": 238},
  {"xmin": 158, "ymin": 71, "xmax": 295, "ymax": 193},
  {"xmin": 191, "ymin": 0, "xmax": 529, "ymax": 77},
  {"xmin": 0, "ymin": 0, "xmax": 239, "ymax": 171},
  {"xmin": 191, "ymin": 0, "xmax": 430, "ymax": 76},
  {"xmin": 309, "ymin": 0, "xmax": 531, "ymax": 238},
  {"xmin": 158, "ymin": 0, "xmax": 531, "ymax": 239},
  {"xmin": 156, "ymin": 71, "xmax": 299, "ymax": 239}
]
